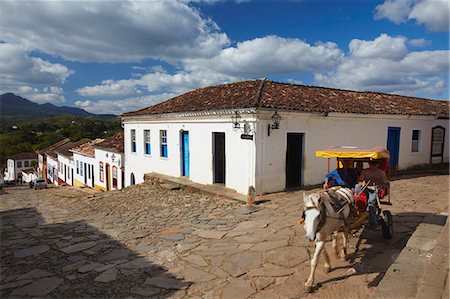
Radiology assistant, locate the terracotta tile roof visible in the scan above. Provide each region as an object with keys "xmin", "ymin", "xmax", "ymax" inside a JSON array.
[
  {"xmin": 9, "ymin": 152, "xmax": 37, "ymax": 160},
  {"xmin": 70, "ymin": 138, "xmax": 105, "ymax": 157},
  {"xmin": 53, "ymin": 139, "xmax": 92, "ymax": 158},
  {"xmin": 94, "ymin": 131, "xmax": 124, "ymax": 153},
  {"xmin": 122, "ymin": 80, "xmax": 449, "ymax": 117},
  {"xmin": 38, "ymin": 138, "xmax": 71, "ymax": 155}
]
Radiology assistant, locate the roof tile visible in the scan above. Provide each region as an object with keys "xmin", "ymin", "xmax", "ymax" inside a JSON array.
[{"xmin": 122, "ymin": 80, "xmax": 449, "ymax": 117}]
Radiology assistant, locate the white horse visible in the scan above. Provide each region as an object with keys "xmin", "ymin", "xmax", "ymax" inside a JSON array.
[{"xmin": 301, "ymin": 187, "xmax": 354, "ymax": 292}]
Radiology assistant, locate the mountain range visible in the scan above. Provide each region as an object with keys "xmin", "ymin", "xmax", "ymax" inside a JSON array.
[{"xmin": 0, "ymin": 93, "xmax": 115, "ymax": 124}]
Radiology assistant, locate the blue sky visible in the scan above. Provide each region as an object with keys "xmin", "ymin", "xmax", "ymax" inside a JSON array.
[{"xmin": 0, "ymin": 0, "xmax": 448, "ymax": 115}]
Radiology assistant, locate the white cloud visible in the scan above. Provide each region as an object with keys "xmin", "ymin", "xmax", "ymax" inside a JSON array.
[
  {"xmin": 315, "ymin": 34, "xmax": 449, "ymax": 96},
  {"xmin": 0, "ymin": 43, "xmax": 73, "ymax": 86},
  {"xmin": 375, "ymin": 0, "xmax": 449, "ymax": 31},
  {"xmin": 407, "ymin": 38, "xmax": 431, "ymax": 47},
  {"xmin": 76, "ymin": 70, "xmax": 239, "ymax": 98},
  {"xmin": 183, "ymin": 35, "xmax": 344, "ymax": 76},
  {"xmin": 374, "ymin": 0, "xmax": 414, "ymax": 24},
  {"xmin": 75, "ymin": 93, "xmax": 178, "ymax": 115},
  {"xmin": 409, "ymin": 0, "xmax": 450, "ymax": 31},
  {"xmin": 349, "ymin": 34, "xmax": 407, "ymax": 60},
  {"xmin": 77, "ymin": 79, "xmax": 142, "ymax": 97},
  {"xmin": 0, "ymin": 0, "xmax": 229, "ymax": 63},
  {"xmin": 12, "ymin": 85, "xmax": 67, "ymax": 104}
]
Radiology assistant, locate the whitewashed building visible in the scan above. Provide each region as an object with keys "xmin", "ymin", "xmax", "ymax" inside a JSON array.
[
  {"xmin": 4, "ymin": 152, "xmax": 37, "ymax": 183},
  {"xmin": 46, "ymin": 155, "xmax": 59, "ymax": 185},
  {"xmin": 71, "ymin": 139, "xmax": 104, "ymax": 188},
  {"xmin": 55, "ymin": 139, "xmax": 91, "ymax": 186},
  {"xmin": 37, "ymin": 139, "xmax": 70, "ymax": 182},
  {"xmin": 93, "ymin": 132, "xmax": 124, "ymax": 191},
  {"xmin": 122, "ymin": 79, "xmax": 449, "ymax": 195}
]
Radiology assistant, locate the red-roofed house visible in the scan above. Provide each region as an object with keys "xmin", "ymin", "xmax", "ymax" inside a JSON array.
[
  {"xmin": 55, "ymin": 139, "xmax": 91, "ymax": 186},
  {"xmin": 122, "ymin": 79, "xmax": 449, "ymax": 195},
  {"xmin": 93, "ymin": 132, "xmax": 124, "ymax": 191},
  {"xmin": 71, "ymin": 139, "xmax": 104, "ymax": 188}
]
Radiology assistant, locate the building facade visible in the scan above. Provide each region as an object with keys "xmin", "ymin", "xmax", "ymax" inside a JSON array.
[
  {"xmin": 4, "ymin": 152, "xmax": 37, "ymax": 183},
  {"xmin": 71, "ymin": 139, "xmax": 104, "ymax": 188},
  {"xmin": 93, "ymin": 132, "xmax": 124, "ymax": 191},
  {"xmin": 121, "ymin": 80, "xmax": 448, "ymax": 195},
  {"xmin": 38, "ymin": 139, "xmax": 70, "ymax": 182}
]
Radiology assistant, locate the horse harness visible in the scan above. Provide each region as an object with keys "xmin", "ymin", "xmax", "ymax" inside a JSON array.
[{"xmin": 302, "ymin": 187, "xmax": 353, "ymax": 232}]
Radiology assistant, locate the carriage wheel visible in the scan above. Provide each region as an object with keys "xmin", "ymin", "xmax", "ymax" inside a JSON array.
[{"xmin": 381, "ymin": 210, "xmax": 393, "ymax": 240}]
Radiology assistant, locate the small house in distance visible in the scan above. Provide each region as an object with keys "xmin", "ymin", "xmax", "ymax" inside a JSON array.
[
  {"xmin": 71, "ymin": 139, "xmax": 104, "ymax": 188},
  {"xmin": 122, "ymin": 79, "xmax": 449, "ymax": 195},
  {"xmin": 4, "ymin": 152, "xmax": 37, "ymax": 183},
  {"xmin": 37, "ymin": 138, "xmax": 71, "ymax": 182},
  {"xmin": 93, "ymin": 131, "xmax": 124, "ymax": 191}
]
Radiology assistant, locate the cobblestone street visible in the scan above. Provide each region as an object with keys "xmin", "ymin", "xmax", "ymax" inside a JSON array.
[{"xmin": 1, "ymin": 175, "xmax": 448, "ymax": 298}]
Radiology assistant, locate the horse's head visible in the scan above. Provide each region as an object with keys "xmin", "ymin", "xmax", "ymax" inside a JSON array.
[{"xmin": 302, "ymin": 192, "xmax": 323, "ymax": 242}]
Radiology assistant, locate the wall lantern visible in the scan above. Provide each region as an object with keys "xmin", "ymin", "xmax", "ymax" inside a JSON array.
[
  {"xmin": 231, "ymin": 111, "xmax": 241, "ymax": 129},
  {"xmin": 267, "ymin": 111, "xmax": 281, "ymax": 136},
  {"xmin": 111, "ymin": 153, "xmax": 116, "ymax": 162}
]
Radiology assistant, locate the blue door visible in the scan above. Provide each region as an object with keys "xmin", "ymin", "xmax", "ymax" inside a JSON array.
[
  {"xmin": 182, "ymin": 131, "xmax": 190, "ymax": 177},
  {"xmin": 387, "ymin": 127, "xmax": 401, "ymax": 170}
]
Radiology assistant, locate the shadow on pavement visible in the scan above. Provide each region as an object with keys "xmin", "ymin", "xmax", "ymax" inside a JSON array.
[
  {"xmin": 0, "ymin": 207, "xmax": 190, "ymax": 298},
  {"xmin": 311, "ymin": 212, "xmax": 447, "ymax": 291}
]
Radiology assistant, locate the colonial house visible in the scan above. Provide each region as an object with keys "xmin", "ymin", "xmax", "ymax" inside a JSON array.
[
  {"xmin": 55, "ymin": 139, "xmax": 91, "ymax": 186},
  {"xmin": 93, "ymin": 132, "xmax": 124, "ymax": 191},
  {"xmin": 37, "ymin": 138, "xmax": 71, "ymax": 181},
  {"xmin": 121, "ymin": 79, "xmax": 449, "ymax": 195},
  {"xmin": 71, "ymin": 139, "xmax": 104, "ymax": 188},
  {"xmin": 4, "ymin": 152, "xmax": 38, "ymax": 183}
]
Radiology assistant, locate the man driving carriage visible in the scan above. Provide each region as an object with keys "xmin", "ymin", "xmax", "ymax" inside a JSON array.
[{"xmin": 356, "ymin": 160, "xmax": 389, "ymax": 228}]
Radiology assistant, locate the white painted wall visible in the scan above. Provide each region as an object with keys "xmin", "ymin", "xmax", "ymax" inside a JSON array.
[
  {"xmin": 94, "ymin": 148, "xmax": 124, "ymax": 191},
  {"xmin": 73, "ymin": 153, "xmax": 96, "ymax": 188},
  {"xmin": 57, "ymin": 154, "xmax": 74, "ymax": 186},
  {"xmin": 46, "ymin": 156, "xmax": 59, "ymax": 185},
  {"xmin": 123, "ymin": 115, "xmax": 256, "ymax": 194},
  {"xmin": 5, "ymin": 158, "xmax": 37, "ymax": 182},
  {"xmin": 22, "ymin": 171, "xmax": 37, "ymax": 183},
  {"xmin": 256, "ymin": 111, "xmax": 444, "ymax": 194},
  {"xmin": 124, "ymin": 111, "xmax": 447, "ymax": 195}
]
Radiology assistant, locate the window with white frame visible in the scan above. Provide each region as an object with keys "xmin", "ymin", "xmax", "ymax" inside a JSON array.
[
  {"xmin": 24, "ymin": 161, "xmax": 29, "ymax": 167},
  {"xmin": 88, "ymin": 164, "xmax": 91, "ymax": 179},
  {"xmin": 144, "ymin": 130, "xmax": 151, "ymax": 155},
  {"xmin": 80, "ymin": 162, "xmax": 84, "ymax": 176},
  {"xmin": 411, "ymin": 130, "xmax": 420, "ymax": 152},
  {"xmin": 17, "ymin": 161, "xmax": 22, "ymax": 168},
  {"xmin": 160, "ymin": 130, "xmax": 168, "ymax": 158},
  {"xmin": 76, "ymin": 161, "xmax": 79, "ymax": 174},
  {"xmin": 131, "ymin": 129, "xmax": 136, "ymax": 153}
]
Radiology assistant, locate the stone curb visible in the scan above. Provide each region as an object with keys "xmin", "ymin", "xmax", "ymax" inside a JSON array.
[{"xmin": 369, "ymin": 214, "xmax": 448, "ymax": 299}]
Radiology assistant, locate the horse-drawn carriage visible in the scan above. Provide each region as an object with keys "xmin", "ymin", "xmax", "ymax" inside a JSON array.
[
  {"xmin": 316, "ymin": 146, "xmax": 394, "ymax": 240},
  {"xmin": 300, "ymin": 146, "xmax": 394, "ymax": 292}
]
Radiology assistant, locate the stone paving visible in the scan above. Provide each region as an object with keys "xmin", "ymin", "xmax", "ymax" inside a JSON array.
[{"xmin": 0, "ymin": 175, "xmax": 448, "ymax": 298}]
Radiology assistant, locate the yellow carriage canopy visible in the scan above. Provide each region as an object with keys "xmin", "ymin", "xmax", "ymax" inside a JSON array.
[{"xmin": 316, "ymin": 146, "xmax": 390, "ymax": 160}]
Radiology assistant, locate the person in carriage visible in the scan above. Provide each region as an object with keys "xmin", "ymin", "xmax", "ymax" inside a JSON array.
[
  {"xmin": 356, "ymin": 160, "xmax": 389, "ymax": 228},
  {"xmin": 323, "ymin": 160, "xmax": 358, "ymax": 190}
]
